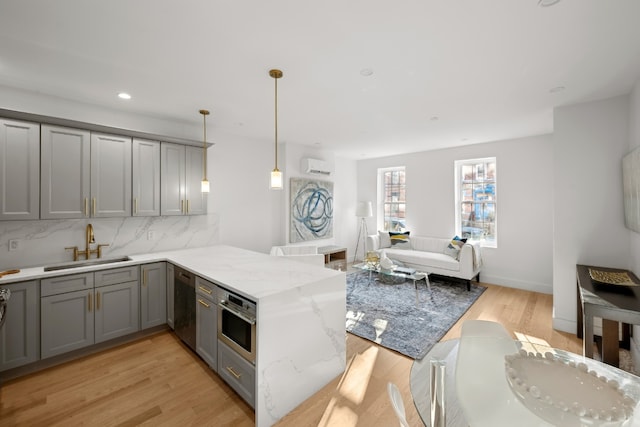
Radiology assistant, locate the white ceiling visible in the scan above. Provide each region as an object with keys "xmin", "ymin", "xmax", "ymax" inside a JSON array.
[{"xmin": 1, "ymin": 0, "xmax": 640, "ymax": 159}]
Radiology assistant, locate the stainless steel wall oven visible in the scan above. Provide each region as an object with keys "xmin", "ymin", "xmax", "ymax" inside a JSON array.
[{"xmin": 217, "ymin": 288, "xmax": 256, "ymax": 364}]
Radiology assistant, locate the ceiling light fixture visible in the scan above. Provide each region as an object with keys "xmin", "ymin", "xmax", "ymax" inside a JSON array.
[
  {"xmin": 360, "ymin": 68, "xmax": 374, "ymax": 77},
  {"xmin": 538, "ymin": 0, "xmax": 562, "ymax": 7},
  {"xmin": 118, "ymin": 92, "xmax": 131, "ymax": 100},
  {"xmin": 549, "ymin": 86, "xmax": 565, "ymax": 93},
  {"xmin": 269, "ymin": 69, "xmax": 284, "ymax": 190},
  {"xmin": 199, "ymin": 109, "xmax": 210, "ymax": 193}
]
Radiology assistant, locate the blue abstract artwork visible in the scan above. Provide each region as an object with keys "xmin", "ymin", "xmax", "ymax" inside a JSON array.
[{"xmin": 290, "ymin": 178, "xmax": 334, "ymax": 243}]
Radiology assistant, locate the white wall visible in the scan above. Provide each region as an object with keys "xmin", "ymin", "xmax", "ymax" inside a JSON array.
[
  {"xmin": 552, "ymin": 95, "xmax": 631, "ymax": 333},
  {"xmin": 357, "ymin": 134, "xmax": 554, "ymax": 294}
]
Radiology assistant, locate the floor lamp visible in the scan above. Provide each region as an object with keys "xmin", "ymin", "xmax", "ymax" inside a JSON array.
[{"xmin": 354, "ymin": 201, "xmax": 373, "ymax": 263}]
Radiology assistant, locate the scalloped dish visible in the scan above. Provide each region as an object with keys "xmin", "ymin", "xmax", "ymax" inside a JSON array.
[{"xmin": 505, "ymin": 349, "xmax": 638, "ymax": 426}]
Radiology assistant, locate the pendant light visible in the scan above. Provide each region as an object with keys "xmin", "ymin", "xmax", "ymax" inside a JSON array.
[
  {"xmin": 269, "ymin": 69, "xmax": 283, "ymax": 190},
  {"xmin": 199, "ymin": 109, "xmax": 210, "ymax": 193}
]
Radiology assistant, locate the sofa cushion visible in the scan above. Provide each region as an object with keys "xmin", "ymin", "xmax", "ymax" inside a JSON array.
[
  {"xmin": 444, "ymin": 236, "xmax": 467, "ymax": 260},
  {"xmin": 384, "ymin": 248, "xmax": 460, "ymax": 272},
  {"xmin": 378, "ymin": 230, "xmax": 391, "ymax": 248},
  {"xmin": 389, "ymin": 231, "xmax": 411, "ymax": 249}
]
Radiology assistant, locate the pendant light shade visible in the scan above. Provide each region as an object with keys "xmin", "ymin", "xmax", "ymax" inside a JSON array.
[
  {"xmin": 269, "ymin": 69, "xmax": 283, "ymax": 190},
  {"xmin": 199, "ymin": 109, "xmax": 210, "ymax": 193}
]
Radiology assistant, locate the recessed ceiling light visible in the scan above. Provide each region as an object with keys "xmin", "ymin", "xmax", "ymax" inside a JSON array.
[
  {"xmin": 118, "ymin": 92, "xmax": 131, "ymax": 100},
  {"xmin": 360, "ymin": 68, "xmax": 374, "ymax": 77},
  {"xmin": 430, "ymin": 116, "xmax": 439, "ymax": 121},
  {"xmin": 549, "ymin": 86, "xmax": 565, "ymax": 93},
  {"xmin": 538, "ymin": 0, "xmax": 562, "ymax": 7}
]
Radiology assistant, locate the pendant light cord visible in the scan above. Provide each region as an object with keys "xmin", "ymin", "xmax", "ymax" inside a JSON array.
[
  {"xmin": 203, "ymin": 113, "xmax": 207, "ymax": 178},
  {"xmin": 274, "ymin": 75, "xmax": 278, "ymax": 171}
]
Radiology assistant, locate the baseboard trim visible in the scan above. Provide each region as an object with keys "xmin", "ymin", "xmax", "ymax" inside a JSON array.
[{"xmin": 480, "ymin": 273, "xmax": 552, "ymax": 295}]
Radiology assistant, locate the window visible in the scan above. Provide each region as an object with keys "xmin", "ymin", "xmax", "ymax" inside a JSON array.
[
  {"xmin": 455, "ymin": 158, "xmax": 496, "ymax": 247},
  {"xmin": 379, "ymin": 167, "xmax": 406, "ymax": 231}
]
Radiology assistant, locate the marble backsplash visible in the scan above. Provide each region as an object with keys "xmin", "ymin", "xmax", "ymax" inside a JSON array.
[{"xmin": 0, "ymin": 214, "xmax": 220, "ymax": 270}]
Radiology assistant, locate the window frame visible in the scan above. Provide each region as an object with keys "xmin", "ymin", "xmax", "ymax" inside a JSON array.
[
  {"xmin": 377, "ymin": 166, "xmax": 406, "ymax": 232},
  {"xmin": 454, "ymin": 157, "xmax": 497, "ymax": 248}
]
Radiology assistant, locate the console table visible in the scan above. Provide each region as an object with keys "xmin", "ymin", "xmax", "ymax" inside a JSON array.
[
  {"xmin": 317, "ymin": 246, "xmax": 347, "ymax": 270},
  {"xmin": 576, "ymin": 264, "xmax": 639, "ymax": 367}
]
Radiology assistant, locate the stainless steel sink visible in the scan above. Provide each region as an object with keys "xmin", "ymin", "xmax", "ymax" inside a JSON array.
[{"xmin": 44, "ymin": 256, "xmax": 132, "ymax": 272}]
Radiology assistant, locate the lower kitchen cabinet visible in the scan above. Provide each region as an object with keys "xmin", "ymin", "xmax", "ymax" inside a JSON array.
[
  {"xmin": 0, "ymin": 280, "xmax": 40, "ymax": 372},
  {"xmin": 140, "ymin": 262, "xmax": 167, "ymax": 330},
  {"xmin": 195, "ymin": 276, "xmax": 217, "ymax": 370},
  {"xmin": 218, "ymin": 340, "xmax": 255, "ymax": 408},
  {"xmin": 41, "ymin": 266, "xmax": 140, "ymax": 359}
]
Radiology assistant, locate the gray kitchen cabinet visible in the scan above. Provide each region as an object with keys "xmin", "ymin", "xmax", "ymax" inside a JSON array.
[
  {"xmin": 166, "ymin": 263, "xmax": 175, "ymax": 329},
  {"xmin": 40, "ymin": 266, "xmax": 139, "ymax": 359},
  {"xmin": 140, "ymin": 262, "xmax": 167, "ymax": 330},
  {"xmin": 41, "ymin": 126, "xmax": 132, "ymax": 219},
  {"xmin": 132, "ymin": 139, "xmax": 160, "ymax": 216},
  {"xmin": 161, "ymin": 142, "xmax": 207, "ymax": 216},
  {"xmin": 0, "ymin": 280, "xmax": 40, "ymax": 372},
  {"xmin": 218, "ymin": 340, "xmax": 255, "ymax": 408},
  {"xmin": 90, "ymin": 133, "xmax": 132, "ymax": 217},
  {"xmin": 41, "ymin": 288, "xmax": 94, "ymax": 358},
  {"xmin": 195, "ymin": 276, "xmax": 217, "ymax": 371},
  {"xmin": 94, "ymin": 280, "xmax": 139, "ymax": 343},
  {"xmin": 0, "ymin": 118, "xmax": 40, "ymax": 220},
  {"xmin": 40, "ymin": 125, "xmax": 91, "ymax": 219}
]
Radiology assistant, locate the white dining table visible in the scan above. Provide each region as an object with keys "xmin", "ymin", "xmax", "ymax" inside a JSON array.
[{"xmin": 410, "ymin": 336, "xmax": 640, "ymax": 427}]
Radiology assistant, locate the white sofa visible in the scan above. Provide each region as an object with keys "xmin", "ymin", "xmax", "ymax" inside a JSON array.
[
  {"xmin": 366, "ymin": 234, "xmax": 482, "ymax": 290},
  {"xmin": 269, "ymin": 245, "xmax": 326, "ymax": 267}
]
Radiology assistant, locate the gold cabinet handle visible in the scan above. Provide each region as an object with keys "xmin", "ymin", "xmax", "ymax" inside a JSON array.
[
  {"xmin": 92, "ymin": 198, "xmax": 96, "ymax": 216},
  {"xmin": 96, "ymin": 291, "xmax": 100, "ymax": 310},
  {"xmin": 88, "ymin": 292, "xmax": 92, "ymax": 312},
  {"xmin": 198, "ymin": 286, "xmax": 212, "ymax": 295},
  {"xmin": 198, "ymin": 299, "xmax": 210, "ymax": 308},
  {"xmin": 84, "ymin": 198, "xmax": 89, "ymax": 217},
  {"xmin": 180, "ymin": 199, "xmax": 184, "ymax": 214},
  {"xmin": 226, "ymin": 366, "xmax": 241, "ymax": 379},
  {"xmin": 187, "ymin": 200, "xmax": 190, "ymax": 214}
]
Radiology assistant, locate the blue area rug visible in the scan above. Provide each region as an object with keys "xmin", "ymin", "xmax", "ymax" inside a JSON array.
[{"xmin": 346, "ymin": 271, "xmax": 486, "ymax": 359}]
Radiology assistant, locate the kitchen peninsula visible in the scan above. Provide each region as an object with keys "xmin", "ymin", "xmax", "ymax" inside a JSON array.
[{"xmin": 0, "ymin": 245, "xmax": 347, "ymax": 427}]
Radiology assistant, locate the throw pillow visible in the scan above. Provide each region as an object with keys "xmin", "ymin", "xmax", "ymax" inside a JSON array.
[
  {"xmin": 378, "ymin": 230, "xmax": 392, "ymax": 249},
  {"xmin": 445, "ymin": 235, "xmax": 468, "ymax": 260},
  {"xmin": 389, "ymin": 231, "xmax": 411, "ymax": 250}
]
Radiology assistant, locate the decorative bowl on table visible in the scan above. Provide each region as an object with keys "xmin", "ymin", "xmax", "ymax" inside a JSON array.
[{"xmin": 504, "ymin": 349, "xmax": 638, "ymax": 426}]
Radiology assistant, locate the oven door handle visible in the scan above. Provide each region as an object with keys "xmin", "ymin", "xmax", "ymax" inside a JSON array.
[{"xmin": 218, "ymin": 302, "xmax": 256, "ymax": 325}]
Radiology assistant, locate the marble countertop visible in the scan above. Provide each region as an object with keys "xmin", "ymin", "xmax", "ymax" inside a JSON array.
[{"xmin": 0, "ymin": 245, "xmax": 342, "ymax": 301}]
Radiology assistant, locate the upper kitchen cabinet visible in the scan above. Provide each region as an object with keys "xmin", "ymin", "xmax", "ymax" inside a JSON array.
[
  {"xmin": 132, "ymin": 139, "xmax": 160, "ymax": 217},
  {"xmin": 161, "ymin": 143, "xmax": 207, "ymax": 216},
  {"xmin": 41, "ymin": 125, "xmax": 91, "ymax": 219},
  {"xmin": 41, "ymin": 125, "xmax": 132, "ymax": 219},
  {"xmin": 90, "ymin": 133, "xmax": 132, "ymax": 217},
  {"xmin": 0, "ymin": 118, "xmax": 40, "ymax": 220}
]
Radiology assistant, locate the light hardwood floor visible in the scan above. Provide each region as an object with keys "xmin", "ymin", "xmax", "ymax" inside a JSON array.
[{"xmin": 0, "ymin": 282, "xmax": 582, "ymax": 426}]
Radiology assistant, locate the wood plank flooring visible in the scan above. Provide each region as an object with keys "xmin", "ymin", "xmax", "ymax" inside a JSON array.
[{"xmin": 0, "ymin": 282, "xmax": 581, "ymax": 427}]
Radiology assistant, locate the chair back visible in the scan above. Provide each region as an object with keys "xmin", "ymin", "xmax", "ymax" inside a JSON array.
[{"xmin": 387, "ymin": 382, "xmax": 410, "ymax": 427}]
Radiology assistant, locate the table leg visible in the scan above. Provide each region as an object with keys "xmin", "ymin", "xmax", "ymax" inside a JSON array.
[
  {"xmin": 602, "ymin": 319, "xmax": 620, "ymax": 367},
  {"xmin": 583, "ymin": 307, "xmax": 594, "ymax": 359}
]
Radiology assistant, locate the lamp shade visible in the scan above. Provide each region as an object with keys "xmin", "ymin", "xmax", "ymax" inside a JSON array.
[{"xmin": 356, "ymin": 201, "xmax": 373, "ymax": 218}]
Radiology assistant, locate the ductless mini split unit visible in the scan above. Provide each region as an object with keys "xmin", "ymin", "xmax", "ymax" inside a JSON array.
[{"xmin": 301, "ymin": 158, "xmax": 333, "ymax": 176}]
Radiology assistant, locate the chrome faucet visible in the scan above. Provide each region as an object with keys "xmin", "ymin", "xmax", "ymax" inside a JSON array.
[{"xmin": 65, "ymin": 223, "xmax": 109, "ymax": 261}]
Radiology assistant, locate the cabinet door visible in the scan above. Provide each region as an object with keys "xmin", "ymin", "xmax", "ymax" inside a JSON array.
[
  {"xmin": 0, "ymin": 280, "xmax": 39, "ymax": 372},
  {"xmin": 185, "ymin": 146, "xmax": 207, "ymax": 215},
  {"xmin": 160, "ymin": 143, "xmax": 186, "ymax": 216},
  {"xmin": 196, "ymin": 277, "xmax": 217, "ymax": 370},
  {"xmin": 40, "ymin": 125, "xmax": 91, "ymax": 219},
  {"xmin": 166, "ymin": 263, "xmax": 175, "ymax": 329},
  {"xmin": 132, "ymin": 139, "xmax": 160, "ymax": 217},
  {"xmin": 94, "ymin": 281, "xmax": 139, "ymax": 344},
  {"xmin": 90, "ymin": 133, "xmax": 132, "ymax": 217},
  {"xmin": 141, "ymin": 262, "xmax": 167, "ymax": 330},
  {"xmin": 0, "ymin": 119, "xmax": 40, "ymax": 220},
  {"xmin": 41, "ymin": 289, "xmax": 94, "ymax": 358}
]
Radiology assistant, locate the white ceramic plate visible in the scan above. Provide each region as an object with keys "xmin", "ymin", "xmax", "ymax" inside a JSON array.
[{"xmin": 505, "ymin": 349, "xmax": 636, "ymax": 427}]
